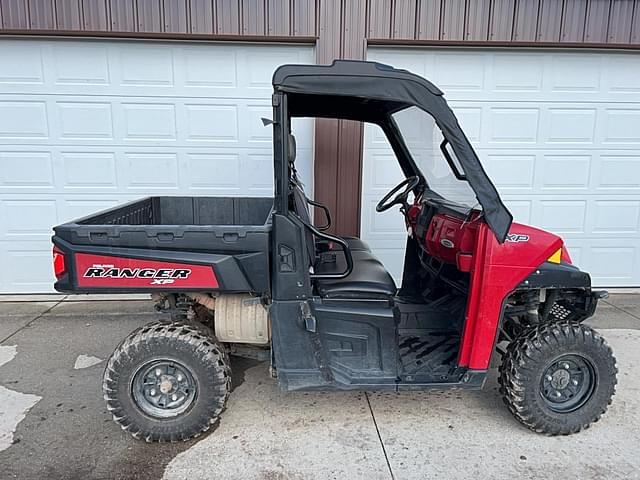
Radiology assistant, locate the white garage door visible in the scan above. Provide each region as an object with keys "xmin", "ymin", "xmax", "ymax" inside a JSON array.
[
  {"xmin": 363, "ymin": 47, "xmax": 640, "ymax": 287},
  {"xmin": 0, "ymin": 39, "xmax": 314, "ymax": 293}
]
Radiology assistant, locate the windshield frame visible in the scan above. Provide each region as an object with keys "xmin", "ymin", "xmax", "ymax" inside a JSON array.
[{"xmin": 387, "ymin": 107, "xmax": 480, "ymax": 211}]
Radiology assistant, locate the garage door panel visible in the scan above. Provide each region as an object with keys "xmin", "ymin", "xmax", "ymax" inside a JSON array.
[
  {"xmin": 487, "ymin": 107, "xmax": 540, "ymax": 144},
  {"xmin": 182, "ymin": 103, "xmax": 238, "ymax": 142},
  {"xmin": 602, "ymin": 109, "xmax": 640, "ymax": 144},
  {"xmin": 562, "ymin": 241, "xmax": 584, "ymax": 267},
  {"xmin": 502, "ymin": 200, "xmax": 532, "ymax": 224},
  {"xmin": 534, "ymin": 200, "xmax": 588, "ymax": 234},
  {"xmin": 559, "ymin": 239, "xmax": 640, "ymax": 285},
  {"xmin": 490, "ymin": 53, "xmax": 544, "ymax": 92},
  {"xmin": 59, "ymin": 152, "xmax": 118, "ymax": 188},
  {"xmin": 124, "ymin": 153, "xmax": 180, "ymax": 189},
  {"xmin": 60, "ymin": 198, "xmax": 123, "ymax": 223},
  {"xmin": 0, "ymin": 41, "xmax": 312, "ymax": 99},
  {"xmin": 433, "ymin": 53, "xmax": 486, "ymax": 92},
  {"xmin": 2, "ymin": 145, "xmax": 311, "ymax": 197},
  {"xmin": 0, "ymin": 39, "xmax": 314, "ymax": 293},
  {"xmin": 592, "ymin": 200, "xmax": 640, "ymax": 234},
  {"xmin": 0, "ymin": 95, "xmax": 279, "ymax": 147},
  {"xmin": 548, "ymin": 54, "xmax": 601, "ymax": 93},
  {"xmin": 244, "ymin": 104, "xmax": 274, "ymax": 144},
  {"xmin": 56, "ymin": 101, "xmax": 114, "ymax": 140},
  {"xmin": 0, "ymin": 41, "xmax": 44, "ymax": 85},
  {"xmin": 360, "ymin": 196, "xmax": 406, "ymax": 247},
  {"xmin": 0, "ymin": 151, "xmax": 54, "ymax": 188},
  {"xmin": 119, "ymin": 46, "xmax": 175, "ymax": 87},
  {"xmin": 0, "ymin": 100, "xmax": 49, "ymax": 139},
  {"xmin": 538, "ymin": 154, "xmax": 592, "ymax": 191},
  {"xmin": 582, "ymin": 241, "xmax": 640, "ymax": 285},
  {"xmin": 185, "ymin": 152, "xmax": 240, "ymax": 190},
  {"xmin": 366, "ymin": 153, "xmax": 405, "ymax": 193},
  {"xmin": 117, "ymin": 100, "xmax": 185, "ymax": 143},
  {"xmin": 370, "ymin": 48, "xmax": 640, "ymax": 104},
  {"xmin": 607, "ymin": 55, "xmax": 640, "ymax": 93},
  {"xmin": 365, "ymin": 47, "xmax": 640, "ymax": 286},
  {"xmin": 453, "ymin": 107, "xmax": 482, "ymax": 141},
  {"xmin": 501, "ymin": 195, "xmax": 640, "ymax": 237},
  {"xmin": 50, "ymin": 43, "xmax": 110, "ymax": 86},
  {"xmin": 120, "ymin": 103, "xmax": 177, "ymax": 141},
  {"xmin": 179, "ymin": 47, "xmax": 238, "ymax": 88},
  {"xmin": 239, "ymin": 49, "xmax": 302, "ymax": 90},
  {"xmin": 543, "ymin": 108, "xmax": 597, "ymax": 144},
  {"xmin": 483, "ymin": 154, "xmax": 536, "ymax": 190},
  {"xmin": 478, "ymin": 149, "xmax": 640, "ymax": 194},
  {"xmin": 596, "ymin": 155, "xmax": 640, "ymax": 190},
  {"xmin": 0, "ymin": 194, "xmax": 138, "ymax": 226},
  {"xmin": 448, "ymin": 101, "xmax": 640, "ymax": 149},
  {"xmin": 0, "ymin": 242, "xmax": 56, "ymax": 292},
  {"xmin": 0, "ymin": 198, "xmax": 58, "ymax": 241}
]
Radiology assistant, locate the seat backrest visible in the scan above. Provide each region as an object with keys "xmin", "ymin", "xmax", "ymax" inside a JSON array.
[
  {"xmin": 288, "ymin": 133, "xmax": 316, "ymax": 267},
  {"xmin": 288, "ymin": 132, "xmax": 296, "ymax": 163},
  {"xmin": 291, "ymin": 184, "xmax": 316, "ymax": 266}
]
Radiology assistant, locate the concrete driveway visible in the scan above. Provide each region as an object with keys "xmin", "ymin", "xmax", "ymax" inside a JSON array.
[{"xmin": 0, "ymin": 294, "xmax": 638, "ymax": 480}]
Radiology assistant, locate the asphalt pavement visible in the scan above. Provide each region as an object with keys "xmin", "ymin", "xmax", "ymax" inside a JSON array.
[{"xmin": 0, "ymin": 294, "xmax": 638, "ymax": 480}]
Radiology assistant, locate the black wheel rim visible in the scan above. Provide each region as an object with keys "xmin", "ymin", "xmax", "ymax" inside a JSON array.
[
  {"xmin": 539, "ymin": 354, "xmax": 596, "ymax": 413},
  {"xmin": 132, "ymin": 359, "xmax": 197, "ymax": 418}
]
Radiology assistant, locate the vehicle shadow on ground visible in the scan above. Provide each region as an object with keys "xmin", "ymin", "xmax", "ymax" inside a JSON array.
[{"xmin": 229, "ymin": 356, "xmax": 263, "ymax": 392}]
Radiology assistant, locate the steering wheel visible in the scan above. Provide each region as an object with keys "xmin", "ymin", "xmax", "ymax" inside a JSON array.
[{"xmin": 376, "ymin": 176, "xmax": 421, "ymax": 213}]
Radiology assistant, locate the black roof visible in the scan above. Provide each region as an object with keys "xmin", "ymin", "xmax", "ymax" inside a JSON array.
[
  {"xmin": 274, "ymin": 59, "xmax": 443, "ymax": 95},
  {"xmin": 273, "ymin": 60, "xmax": 513, "ymax": 242}
]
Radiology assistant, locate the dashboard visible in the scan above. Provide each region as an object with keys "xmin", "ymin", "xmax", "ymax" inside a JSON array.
[{"xmin": 406, "ymin": 197, "xmax": 481, "ymax": 273}]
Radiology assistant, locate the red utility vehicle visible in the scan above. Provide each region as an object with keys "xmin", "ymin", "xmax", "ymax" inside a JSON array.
[{"xmin": 52, "ymin": 61, "xmax": 617, "ymax": 442}]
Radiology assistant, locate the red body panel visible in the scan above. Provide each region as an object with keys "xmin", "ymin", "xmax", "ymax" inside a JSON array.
[
  {"xmin": 75, "ymin": 253, "xmax": 219, "ymax": 289},
  {"xmin": 407, "ymin": 205, "xmax": 563, "ymax": 369},
  {"xmin": 458, "ymin": 222, "xmax": 563, "ymax": 369}
]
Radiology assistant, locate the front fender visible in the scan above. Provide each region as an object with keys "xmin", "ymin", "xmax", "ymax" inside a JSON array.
[{"xmin": 518, "ymin": 261, "xmax": 591, "ymax": 290}]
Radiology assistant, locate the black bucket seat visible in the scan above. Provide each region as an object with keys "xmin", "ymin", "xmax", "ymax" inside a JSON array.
[{"xmin": 287, "ymin": 134, "xmax": 396, "ymax": 300}]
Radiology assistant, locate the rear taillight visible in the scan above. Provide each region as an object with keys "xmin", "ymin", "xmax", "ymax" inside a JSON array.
[
  {"xmin": 561, "ymin": 245, "xmax": 573, "ymax": 264},
  {"xmin": 53, "ymin": 246, "xmax": 66, "ymax": 278}
]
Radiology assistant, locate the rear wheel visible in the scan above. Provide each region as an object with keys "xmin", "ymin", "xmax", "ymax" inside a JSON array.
[
  {"xmin": 103, "ymin": 320, "xmax": 231, "ymax": 442},
  {"xmin": 499, "ymin": 321, "xmax": 617, "ymax": 435}
]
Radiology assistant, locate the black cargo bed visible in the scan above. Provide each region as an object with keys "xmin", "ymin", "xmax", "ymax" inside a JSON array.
[
  {"xmin": 54, "ymin": 196, "xmax": 273, "ymax": 252},
  {"xmin": 53, "ymin": 196, "xmax": 274, "ymax": 294}
]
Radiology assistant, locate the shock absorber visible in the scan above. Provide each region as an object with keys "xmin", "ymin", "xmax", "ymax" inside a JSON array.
[
  {"xmin": 151, "ymin": 293, "xmax": 196, "ymax": 321},
  {"xmin": 523, "ymin": 290, "xmax": 540, "ymax": 325}
]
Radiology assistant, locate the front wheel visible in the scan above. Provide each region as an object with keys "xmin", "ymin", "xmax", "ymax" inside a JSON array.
[
  {"xmin": 499, "ymin": 321, "xmax": 617, "ymax": 435},
  {"xmin": 103, "ymin": 320, "xmax": 231, "ymax": 442}
]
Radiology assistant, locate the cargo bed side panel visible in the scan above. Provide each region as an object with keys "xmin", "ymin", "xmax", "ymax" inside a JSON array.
[
  {"xmin": 51, "ymin": 196, "xmax": 273, "ymax": 294},
  {"xmin": 52, "ymin": 240, "xmax": 270, "ymax": 294}
]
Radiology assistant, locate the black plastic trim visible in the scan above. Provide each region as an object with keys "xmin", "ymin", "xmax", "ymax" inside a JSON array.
[{"xmin": 518, "ymin": 261, "xmax": 591, "ymax": 290}]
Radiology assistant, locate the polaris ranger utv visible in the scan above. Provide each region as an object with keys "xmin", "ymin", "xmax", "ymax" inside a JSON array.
[{"xmin": 52, "ymin": 60, "xmax": 617, "ymax": 442}]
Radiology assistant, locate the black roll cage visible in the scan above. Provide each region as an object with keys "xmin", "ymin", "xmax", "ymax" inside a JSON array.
[
  {"xmin": 273, "ymin": 95, "xmax": 426, "ymax": 210},
  {"xmin": 271, "ymin": 59, "xmax": 513, "ymax": 243},
  {"xmin": 272, "ymin": 92, "xmax": 356, "ymax": 281}
]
